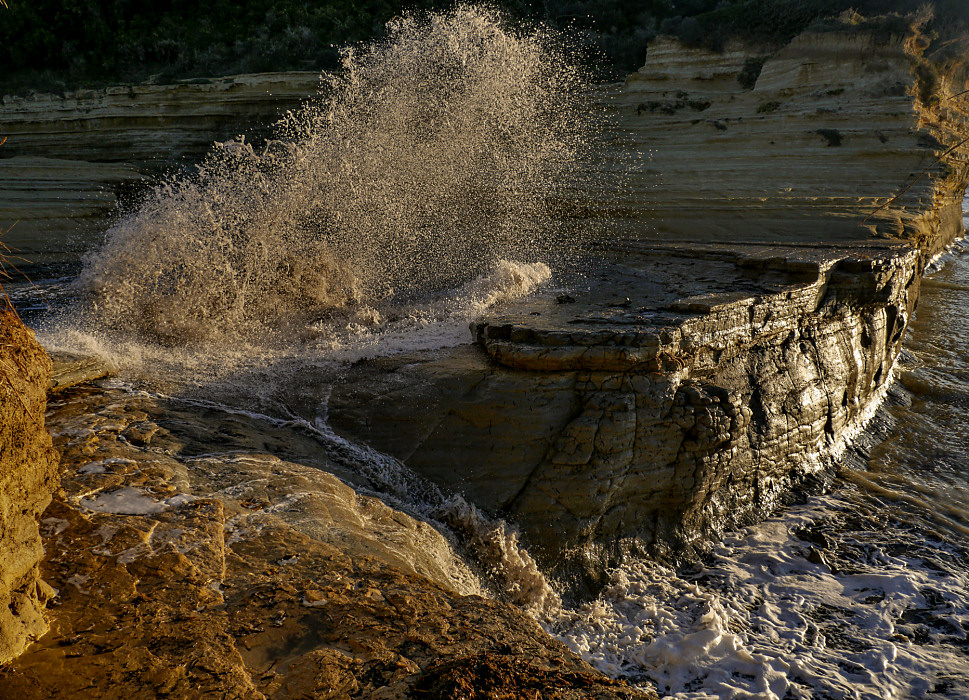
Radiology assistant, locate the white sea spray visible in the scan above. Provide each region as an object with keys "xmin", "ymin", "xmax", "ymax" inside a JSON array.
[{"xmin": 74, "ymin": 6, "xmax": 588, "ymax": 348}]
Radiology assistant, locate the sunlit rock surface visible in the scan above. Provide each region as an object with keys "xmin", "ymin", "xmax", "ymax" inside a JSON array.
[
  {"xmin": 0, "ymin": 309, "xmax": 58, "ymax": 664},
  {"xmin": 0, "ymin": 383, "xmax": 651, "ymax": 699},
  {"xmin": 605, "ymin": 29, "xmax": 968, "ymax": 257}
]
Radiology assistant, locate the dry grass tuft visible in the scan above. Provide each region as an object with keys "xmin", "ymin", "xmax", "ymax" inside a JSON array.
[{"xmin": 0, "ymin": 225, "xmax": 23, "ymax": 318}]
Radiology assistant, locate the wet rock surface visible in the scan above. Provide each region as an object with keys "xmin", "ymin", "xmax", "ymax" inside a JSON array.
[{"xmin": 0, "ymin": 383, "xmax": 652, "ymax": 699}]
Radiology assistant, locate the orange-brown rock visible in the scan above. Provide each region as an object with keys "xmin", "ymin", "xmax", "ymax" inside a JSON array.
[
  {"xmin": 0, "ymin": 383, "xmax": 653, "ymax": 699},
  {"xmin": 0, "ymin": 307, "xmax": 58, "ymax": 664}
]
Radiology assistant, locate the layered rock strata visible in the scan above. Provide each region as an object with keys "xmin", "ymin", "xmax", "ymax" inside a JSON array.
[
  {"xmin": 320, "ymin": 23, "xmax": 969, "ymax": 584},
  {"xmin": 0, "ymin": 73, "xmax": 321, "ymax": 166},
  {"xmin": 0, "ymin": 73, "xmax": 320, "ymax": 256},
  {"xmin": 0, "ymin": 308, "xmax": 58, "ymax": 664},
  {"xmin": 600, "ymin": 28, "xmax": 969, "ymax": 257},
  {"xmin": 324, "ymin": 239, "xmax": 928, "ymax": 583}
]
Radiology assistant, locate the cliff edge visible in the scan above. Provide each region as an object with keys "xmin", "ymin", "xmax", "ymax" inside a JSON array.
[
  {"xmin": 0, "ymin": 307, "xmax": 58, "ymax": 664},
  {"xmin": 321, "ymin": 18, "xmax": 969, "ymax": 585}
]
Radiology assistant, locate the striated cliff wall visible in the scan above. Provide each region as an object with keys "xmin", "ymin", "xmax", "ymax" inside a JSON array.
[
  {"xmin": 324, "ymin": 23, "xmax": 969, "ymax": 586},
  {"xmin": 0, "ymin": 308, "xmax": 58, "ymax": 664},
  {"xmin": 0, "ymin": 72, "xmax": 321, "ymax": 166},
  {"xmin": 0, "ymin": 72, "xmax": 320, "ymax": 256}
]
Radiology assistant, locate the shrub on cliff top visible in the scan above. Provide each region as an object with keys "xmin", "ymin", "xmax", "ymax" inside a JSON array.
[{"xmin": 0, "ymin": 0, "xmax": 966, "ymax": 91}]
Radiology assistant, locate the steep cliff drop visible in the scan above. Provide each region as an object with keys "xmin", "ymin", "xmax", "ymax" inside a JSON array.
[{"xmin": 0, "ymin": 306, "xmax": 58, "ymax": 664}]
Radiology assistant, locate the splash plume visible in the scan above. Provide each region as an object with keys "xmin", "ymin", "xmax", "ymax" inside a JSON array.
[{"xmin": 77, "ymin": 6, "xmax": 590, "ymax": 345}]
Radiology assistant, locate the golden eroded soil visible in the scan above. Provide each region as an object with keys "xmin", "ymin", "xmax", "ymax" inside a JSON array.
[{"xmin": 0, "ymin": 309, "xmax": 58, "ymax": 664}]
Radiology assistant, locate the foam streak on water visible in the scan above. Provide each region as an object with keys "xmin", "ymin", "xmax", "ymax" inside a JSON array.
[{"xmin": 545, "ymin": 494, "xmax": 969, "ymax": 699}]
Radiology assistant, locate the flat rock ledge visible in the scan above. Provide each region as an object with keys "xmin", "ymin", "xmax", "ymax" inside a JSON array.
[
  {"xmin": 324, "ymin": 238, "xmax": 934, "ymax": 587},
  {"xmin": 48, "ymin": 351, "xmax": 117, "ymax": 393},
  {"xmin": 0, "ymin": 309, "xmax": 58, "ymax": 665}
]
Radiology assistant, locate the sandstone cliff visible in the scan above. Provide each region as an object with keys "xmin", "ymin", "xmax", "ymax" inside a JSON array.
[
  {"xmin": 1, "ymin": 15, "xmax": 968, "ymax": 693},
  {"xmin": 0, "ymin": 73, "xmax": 320, "ymax": 258},
  {"xmin": 320, "ymin": 21, "xmax": 969, "ymax": 586},
  {"xmin": 0, "ymin": 307, "xmax": 58, "ymax": 664}
]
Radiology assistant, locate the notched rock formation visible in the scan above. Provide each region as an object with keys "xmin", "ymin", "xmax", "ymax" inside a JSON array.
[
  {"xmin": 609, "ymin": 25, "xmax": 969, "ymax": 257},
  {"xmin": 326, "ymin": 241, "xmax": 925, "ymax": 584},
  {"xmin": 0, "ymin": 309, "xmax": 58, "ymax": 664}
]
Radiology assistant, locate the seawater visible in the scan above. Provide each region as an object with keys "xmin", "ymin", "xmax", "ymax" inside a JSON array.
[{"xmin": 6, "ymin": 7, "xmax": 969, "ymax": 699}]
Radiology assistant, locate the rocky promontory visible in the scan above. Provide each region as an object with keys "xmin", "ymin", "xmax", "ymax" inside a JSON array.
[
  {"xmin": 0, "ymin": 308, "xmax": 58, "ymax": 664},
  {"xmin": 1, "ymin": 11, "xmax": 968, "ymax": 698},
  {"xmin": 322, "ymin": 19, "xmax": 969, "ymax": 583}
]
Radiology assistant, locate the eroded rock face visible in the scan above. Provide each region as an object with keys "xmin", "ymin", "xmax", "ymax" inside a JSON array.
[
  {"xmin": 606, "ymin": 29, "xmax": 969, "ymax": 256},
  {"xmin": 0, "ymin": 308, "xmax": 58, "ymax": 664},
  {"xmin": 323, "ymin": 241, "xmax": 925, "ymax": 585},
  {"xmin": 0, "ymin": 383, "xmax": 652, "ymax": 699}
]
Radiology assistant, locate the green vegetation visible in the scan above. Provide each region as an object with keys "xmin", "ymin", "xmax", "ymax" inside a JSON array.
[
  {"xmin": 757, "ymin": 100, "xmax": 781, "ymax": 113},
  {"xmin": 0, "ymin": 0, "xmax": 966, "ymax": 93}
]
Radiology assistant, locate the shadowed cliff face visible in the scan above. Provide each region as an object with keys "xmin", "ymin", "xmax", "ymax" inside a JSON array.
[{"xmin": 0, "ymin": 308, "xmax": 58, "ymax": 664}]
